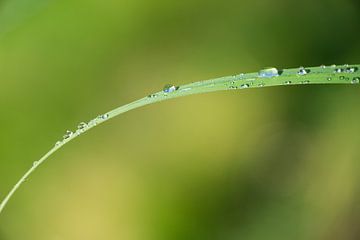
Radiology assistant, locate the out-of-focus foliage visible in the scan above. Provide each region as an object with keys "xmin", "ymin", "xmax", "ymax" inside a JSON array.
[{"xmin": 0, "ymin": 0, "xmax": 359, "ymax": 239}]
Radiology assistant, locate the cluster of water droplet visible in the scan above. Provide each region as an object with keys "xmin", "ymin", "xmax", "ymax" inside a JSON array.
[
  {"xmin": 54, "ymin": 114, "xmax": 110, "ymax": 147},
  {"xmin": 334, "ymin": 66, "xmax": 358, "ymax": 74}
]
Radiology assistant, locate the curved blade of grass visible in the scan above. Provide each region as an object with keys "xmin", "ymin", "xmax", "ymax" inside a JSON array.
[{"xmin": 0, "ymin": 64, "xmax": 359, "ymax": 215}]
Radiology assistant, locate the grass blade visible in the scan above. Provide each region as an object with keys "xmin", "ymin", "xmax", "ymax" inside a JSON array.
[{"xmin": 0, "ymin": 64, "xmax": 359, "ymax": 215}]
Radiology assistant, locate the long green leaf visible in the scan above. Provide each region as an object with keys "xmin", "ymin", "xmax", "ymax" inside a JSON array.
[{"xmin": 0, "ymin": 64, "xmax": 359, "ymax": 215}]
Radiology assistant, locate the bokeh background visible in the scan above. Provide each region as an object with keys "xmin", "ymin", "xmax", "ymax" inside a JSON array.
[{"xmin": 0, "ymin": 0, "xmax": 360, "ymax": 239}]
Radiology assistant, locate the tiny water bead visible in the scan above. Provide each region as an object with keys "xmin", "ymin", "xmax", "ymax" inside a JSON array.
[
  {"xmin": 298, "ymin": 67, "xmax": 310, "ymax": 75},
  {"xmin": 97, "ymin": 114, "xmax": 109, "ymax": 120},
  {"xmin": 327, "ymin": 77, "xmax": 332, "ymax": 81},
  {"xmin": 148, "ymin": 94, "xmax": 157, "ymax": 98},
  {"xmin": 334, "ymin": 68, "xmax": 343, "ymax": 73},
  {"xmin": 258, "ymin": 67, "xmax": 279, "ymax": 78},
  {"xmin": 284, "ymin": 81, "xmax": 292, "ymax": 85},
  {"xmin": 352, "ymin": 77, "xmax": 360, "ymax": 84},
  {"xmin": 33, "ymin": 161, "xmax": 39, "ymax": 167},
  {"xmin": 240, "ymin": 84, "xmax": 250, "ymax": 89},
  {"xmin": 55, "ymin": 141, "xmax": 62, "ymax": 146},
  {"xmin": 63, "ymin": 130, "xmax": 73, "ymax": 140},
  {"xmin": 163, "ymin": 84, "xmax": 177, "ymax": 93}
]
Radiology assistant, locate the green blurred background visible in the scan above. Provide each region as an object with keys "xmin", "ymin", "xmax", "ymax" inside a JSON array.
[{"xmin": 0, "ymin": 0, "xmax": 360, "ymax": 239}]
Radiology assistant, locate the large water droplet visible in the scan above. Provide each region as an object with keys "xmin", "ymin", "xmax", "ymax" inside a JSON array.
[
  {"xmin": 163, "ymin": 84, "xmax": 177, "ymax": 93},
  {"xmin": 258, "ymin": 68, "xmax": 279, "ymax": 78},
  {"xmin": 352, "ymin": 77, "xmax": 360, "ymax": 84}
]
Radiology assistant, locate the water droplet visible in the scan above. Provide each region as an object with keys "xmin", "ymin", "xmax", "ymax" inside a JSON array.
[
  {"xmin": 302, "ymin": 80, "xmax": 310, "ymax": 84},
  {"xmin": 148, "ymin": 94, "xmax": 157, "ymax": 98},
  {"xmin": 258, "ymin": 82, "xmax": 265, "ymax": 87},
  {"xmin": 258, "ymin": 67, "xmax": 279, "ymax": 78},
  {"xmin": 352, "ymin": 77, "xmax": 360, "ymax": 84},
  {"xmin": 284, "ymin": 81, "xmax": 292, "ymax": 85},
  {"xmin": 33, "ymin": 161, "xmax": 39, "ymax": 167},
  {"xmin": 240, "ymin": 84, "xmax": 250, "ymax": 89},
  {"xmin": 320, "ymin": 65, "xmax": 326, "ymax": 69},
  {"xmin": 55, "ymin": 141, "xmax": 62, "ymax": 146},
  {"xmin": 229, "ymin": 86, "xmax": 237, "ymax": 89},
  {"xmin": 63, "ymin": 130, "xmax": 73, "ymax": 140},
  {"xmin": 163, "ymin": 84, "xmax": 177, "ymax": 93},
  {"xmin": 298, "ymin": 67, "xmax": 310, "ymax": 75},
  {"xmin": 77, "ymin": 122, "xmax": 88, "ymax": 131},
  {"xmin": 98, "ymin": 114, "xmax": 109, "ymax": 120},
  {"xmin": 327, "ymin": 77, "xmax": 332, "ymax": 81},
  {"xmin": 334, "ymin": 68, "xmax": 343, "ymax": 73},
  {"xmin": 345, "ymin": 67, "xmax": 358, "ymax": 73}
]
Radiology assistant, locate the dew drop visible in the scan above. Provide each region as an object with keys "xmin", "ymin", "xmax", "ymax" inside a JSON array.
[
  {"xmin": 298, "ymin": 67, "xmax": 310, "ymax": 75},
  {"xmin": 33, "ymin": 161, "xmax": 39, "ymax": 167},
  {"xmin": 163, "ymin": 84, "xmax": 177, "ymax": 93},
  {"xmin": 320, "ymin": 65, "xmax": 326, "ymax": 69},
  {"xmin": 229, "ymin": 86, "xmax": 237, "ymax": 89},
  {"xmin": 63, "ymin": 130, "xmax": 73, "ymax": 140},
  {"xmin": 77, "ymin": 122, "xmax": 88, "ymax": 131},
  {"xmin": 258, "ymin": 82, "xmax": 265, "ymax": 87},
  {"xmin": 352, "ymin": 77, "xmax": 360, "ymax": 84},
  {"xmin": 98, "ymin": 114, "xmax": 109, "ymax": 120},
  {"xmin": 55, "ymin": 141, "xmax": 62, "ymax": 146},
  {"xmin": 258, "ymin": 67, "xmax": 279, "ymax": 78},
  {"xmin": 334, "ymin": 68, "xmax": 343, "ymax": 73},
  {"xmin": 284, "ymin": 81, "xmax": 292, "ymax": 85},
  {"xmin": 148, "ymin": 94, "xmax": 157, "ymax": 98},
  {"xmin": 327, "ymin": 77, "xmax": 332, "ymax": 81},
  {"xmin": 240, "ymin": 84, "xmax": 250, "ymax": 89},
  {"xmin": 345, "ymin": 67, "xmax": 358, "ymax": 73}
]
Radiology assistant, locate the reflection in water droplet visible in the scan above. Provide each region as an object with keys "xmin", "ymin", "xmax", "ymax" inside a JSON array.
[
  {"xmin": 352, "ymin": 77, "xmax": 360, "ymax": 84},
  {"xmin": 258, "ymin": 68, "xmax": 279, "ymax": 78},
  {"xmin": 240, "ymin": 84, "xmax": 250, "ymax": 89},
  {"xmin": 334, "ymin": 68, "xmax": 343, "ymax": 73},
  {"xmin": 163, "ymin": 84, "xmax": 177, "ymax": 93}
]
